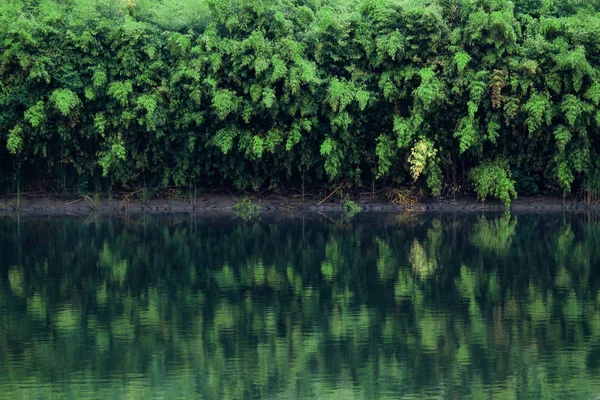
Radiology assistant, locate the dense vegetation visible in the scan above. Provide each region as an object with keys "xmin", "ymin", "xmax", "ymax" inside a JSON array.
[
  {"xmin": 3, "ymin": 0, "xmax": 600, "ymax": 204},
  {"xmin": 2, "ymin": 214, "xmax": 600, "ymax": 398}
]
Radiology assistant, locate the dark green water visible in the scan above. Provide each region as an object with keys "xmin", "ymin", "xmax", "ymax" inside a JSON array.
[{"xmin": 1, "ymin": 213, "xmax": 600, "ymax": 399}]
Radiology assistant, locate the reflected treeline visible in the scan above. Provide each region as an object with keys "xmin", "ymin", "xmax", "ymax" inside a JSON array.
[{"xmin": 1, "ymin": 214, "xmax": 600, "ymax": 399}]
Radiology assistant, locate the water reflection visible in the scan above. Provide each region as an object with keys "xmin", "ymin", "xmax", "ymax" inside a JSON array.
[{"xmin": 1, "ymin": 213, "xmax": 600, "ymax": 399}]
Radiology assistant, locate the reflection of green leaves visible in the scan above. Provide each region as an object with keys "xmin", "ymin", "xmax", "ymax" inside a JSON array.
[
  {"xmin": 111, "ymin": 315, "xmax": 135, "ymax": 341},
  {"xmin": 253, "ymin": 262, "xmax": 265, "ymax": 284},
  {"xmin": 456, "ymin": 345, "xmax": 471, "ymax": 366},
  {"xmin": 1, "ymin": 215, "xmax": 600, "ymax": 399},
  {"xmin": 215, "ymin": 264, "xmax": 237, "ymax": 288},
  {"xmin": 376, "ymin": 238, "xmax": 396, "ymax": 281},
  {"xmin": 458, "ymin": 265, "xmax": 477, "ymax": 300},
  {"xmin": 470, "ymin": 213, "xmax": 517, "ymax": 255},
  {"xmin": 487, "ymin": 274, "xmax": 501, "ymax": 302},
  {"xmin": 528, "ymin": 295, "xmax": 550, "ymax": 325},
  {"xmin": 409, "ymin": 240, "xmax": 437, "ymax": 278},
  {"xmin": 321, "ymin": 262, "xmax": 334, "ymax": 280},
  {"xmin": 555, "ymin": 226, "xmax": 574, "ymax": 264},
  {"xmin": 55, "ymin": 307, "xmax": 79, "ymax": 333},
  {"xmin": 97, "ymin": 284, "xmax": 108, "ymax": 306},
  {"xmin": 100, "ymin": 244, "xmax": 128, "ymax": 284},
  {"xmin": 395, "ymin": 269, "xmax": 416, "ymax": 301},
  {"xmin": 563, "ymin": 291, "xmax": 583, "ymax": 322},
  {"xmin": 214, "ymin": 302, "xmax": 235, "ymax": 332},
  {"xmin": 8, "ymin": 267, "xmax": 25, "ymax": 297},
  {"xmin": 555, "ymin": 266, "xmax": 572, "ymax": 289},
  {"xmin": 419, "ymin": 315, "xmax": 441, "ymax": 351},
  {"xmin": 322, "ymin": 239, "xmax": 343, "ymax": 281},
  {"xmin": 27, "ymin": 294, "xmax": 46, "ymax": 320}
]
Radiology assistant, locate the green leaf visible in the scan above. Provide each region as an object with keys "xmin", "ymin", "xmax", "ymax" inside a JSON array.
[
  {"xmin": 454, "ymin": 51, "xmax": 472, "ymax": 72},
  {"xmin": 50, "ymin": 89, "xmax": 80, "ymax": 116}
]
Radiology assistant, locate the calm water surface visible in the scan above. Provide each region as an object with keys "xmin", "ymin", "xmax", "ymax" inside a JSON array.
[{"xmin": 1, "ymin": 213, "xmax": 600, "ymax": 399}]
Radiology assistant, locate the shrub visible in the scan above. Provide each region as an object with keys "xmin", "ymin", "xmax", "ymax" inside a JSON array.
[
  {"xmin": 470, "ymin": 161, "xmax": 517, "ymax": 208},
  {"xmin": 232, "ymin": 197, "xmax": 260, "ymax": 221},
  {"xmin": 1, "ymin": 0, "xmax": 600, "ymax": 200}
]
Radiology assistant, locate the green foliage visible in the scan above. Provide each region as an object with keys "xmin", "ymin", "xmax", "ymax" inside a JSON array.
[
  {"xmin": 212, "ymin": 89, "xmax": 241, "ymax": 121},
  {"xmin": 554, "ymin": 125, "xmax": 571, "ymax": 152},
  {"xmin": 24, "ymin": 101, "xmax": 46, "ymax": 128},
  {"xmin": 107, "ymin": 82, "xmax": 133, "ymax": 107},
  {"xmin": 98, "ymin": 136, "xmax": 128, "ymax": 177},
  {"xmin": 343, "ymin": 198, "xmax": 361, "ymax": 217},
  {"xmin": 1, "ymin": 0, "xmax": 600, "ymax": 198},
  {"xmin": 6, "ymin": 126, "xmax": 24, "ymax": 155},
  {"xmin": 232, "ymin": 196, "xmax": 260, "ymax": 220},
  {"xmin": 523, "ymin": 92, "xmax": 553, "ymax": 133},
  {"xmin": 409, "ymin": 139, "xmax": 442, "ymax": 196},
  {"xmin": 375, "ymin": 134, "xmax": 396, "ymax": 178},
  {"xmin": 454, "ymin": 51, "xmax": 472, "ymax": 72},
  {"xmin": 470, "ymin": 160, "xmax": 517, "ymax": 208},
  {"xmin": 50, "ymin": 89, "xmax": 80, "ymax": 117}
]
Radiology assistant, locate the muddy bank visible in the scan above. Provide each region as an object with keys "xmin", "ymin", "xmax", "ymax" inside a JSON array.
[{"xmin": 0, "ymin": 194, "xmax": 597, "ymax": 215}]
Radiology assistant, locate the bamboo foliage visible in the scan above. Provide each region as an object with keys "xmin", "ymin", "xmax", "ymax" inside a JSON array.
[{"xmin": 2, "ymin": 0, "xmax": 600, "ymax": 203}]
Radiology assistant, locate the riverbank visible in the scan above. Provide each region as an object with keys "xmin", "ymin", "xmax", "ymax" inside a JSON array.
[{"xmin": 0, "ymin": 194, "xmax": 597, "ymax": 215}]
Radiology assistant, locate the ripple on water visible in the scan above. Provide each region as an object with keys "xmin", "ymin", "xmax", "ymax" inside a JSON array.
[{"xmin": 1, "ymin": 214, "xmax": 600, "ymax": 399}]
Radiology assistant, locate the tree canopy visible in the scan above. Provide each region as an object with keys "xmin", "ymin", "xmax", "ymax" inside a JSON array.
[{"xmin": 2, "ymin": 0, "xmax": 600, "ymax": 204}]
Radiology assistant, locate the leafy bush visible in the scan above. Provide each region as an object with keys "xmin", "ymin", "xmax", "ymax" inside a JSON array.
[
  {"xmin": 470, "ymin": 161, "xmax": 517, "ymax": 208},
  {"xmin": 1, "ymin": 0, "xmax": 600, "ymax": 199},
  {"xmin": 232, "ymin": 197, "xmax": 260, "ymax": 221},
  {"xmin": 343, "ymin": 199, "xmax": 361, "ymax": 218}
]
